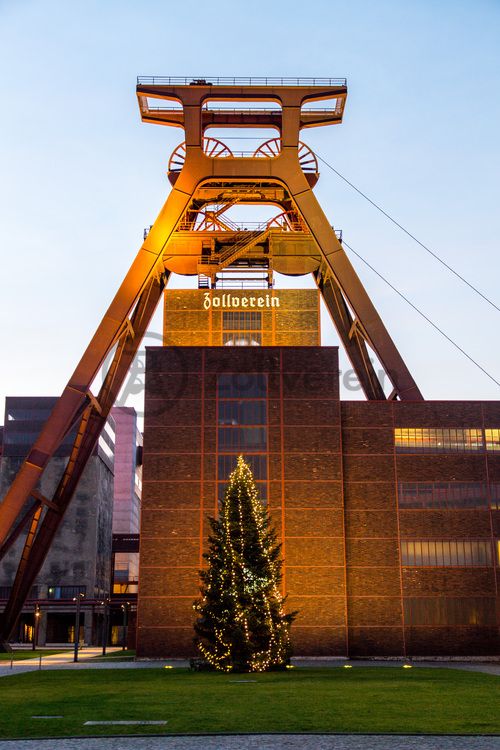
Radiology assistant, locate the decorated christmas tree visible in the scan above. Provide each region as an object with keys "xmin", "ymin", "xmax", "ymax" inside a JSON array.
[{"xmin": 193, "ymin": 455, "xmax": 296, "ymax": 672}]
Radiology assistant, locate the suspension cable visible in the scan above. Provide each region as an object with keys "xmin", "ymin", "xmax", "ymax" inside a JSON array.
[
  {"xmin": 342, "ymin": 240, "xmax": 500, "ymax": 390},
  {"xmin": 314, "ymin": 151, "xmax": 500, "ymax": 315}
]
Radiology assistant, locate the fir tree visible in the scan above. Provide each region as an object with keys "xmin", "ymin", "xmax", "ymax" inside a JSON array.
[{"xmin": 193, "ymin": 455, "xmax": 296, "ymax": 672}]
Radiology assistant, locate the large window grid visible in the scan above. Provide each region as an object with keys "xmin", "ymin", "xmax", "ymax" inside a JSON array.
[
  {"xmin": 217, "ymin": 373, "xmax": 268, "ymax": 505},
  {"xmin": 395, "ymin": 428, "xmax": 483, "ymax": 453},
  {"xmin": 403, "ymin": 597, "xmax": 497, "ymax": 626},
  {"xmin": 222, "ymin": 311, "xmax": 263, "ymax": 346},
  {"xmin": 398, "ymin": 482, "xmax": 488, "ymax": 510},
  {"xmin": 401, "ymin": 540, "xmax": 493, "ymax": 567},
  {"xmin": 47, "ymin": 585, "xmax": 87, "ymax": 600}
]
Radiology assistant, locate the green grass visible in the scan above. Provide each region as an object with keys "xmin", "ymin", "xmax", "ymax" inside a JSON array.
[
  {"xmin": 0, "ymin": 649, "xmax": 68, "ymax": 662},
  {"xmin": 88, "ymin": 649, "xmax": 136, "ymax": 661},
  {"xmin": 0, "ymin": 667, "xmax": 499, "ymax": 738}
]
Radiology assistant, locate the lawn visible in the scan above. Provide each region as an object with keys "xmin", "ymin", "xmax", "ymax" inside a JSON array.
[
  {"xmin": 0, "ymin": 649, "xmax": 68, "ymax": 662},
  {"xmin": 88, "ymin": 649, "xmax": 136, "ymax": 661},
  {"xmin": 0, "ymin": 667, "xmax": 498, "ymax": 738}
]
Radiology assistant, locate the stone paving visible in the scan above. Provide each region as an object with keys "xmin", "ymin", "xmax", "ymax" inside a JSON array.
[{"xmin": 1, "ymin": 735, "xmax": 500, "ymax": 749}]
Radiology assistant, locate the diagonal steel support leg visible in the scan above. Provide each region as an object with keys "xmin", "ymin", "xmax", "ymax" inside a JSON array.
[
  {"xmin": 0, "ymin": 500, "xmax": 41, "ymax": 564},
  {"xmin": 290, "ymin": 186, "xmax": 423, "ymax": 401},
  {"xmin": 0, "ymin": 274, "xmax": 167, "ymax": 645},
  {"xmin": 0, "ymin": 181, "xmax": 192, "ymax": 548},
  {"xmin": 314, "ymin": 266, "xmax": 386, "ymax": 400}
]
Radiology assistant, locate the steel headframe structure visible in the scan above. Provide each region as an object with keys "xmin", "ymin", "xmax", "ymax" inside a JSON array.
[{"xmin": 0, "ymin": 75, "xmax": 423, "ymax": 647}]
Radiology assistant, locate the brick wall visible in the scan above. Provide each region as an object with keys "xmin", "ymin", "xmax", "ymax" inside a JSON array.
[{"xmin": 137, "ymin": 345, "xmax": 345, "ymax": 658}]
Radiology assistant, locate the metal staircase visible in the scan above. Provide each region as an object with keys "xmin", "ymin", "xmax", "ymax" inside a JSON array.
[{"xmin": 197, "ymin": 227, "xmax": 270, "ymax": 276}]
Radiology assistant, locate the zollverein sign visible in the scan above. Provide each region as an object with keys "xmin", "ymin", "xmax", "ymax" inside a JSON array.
[{"xmin": 203, "ymin": 293, "xmax": 280, "ymax": 310}]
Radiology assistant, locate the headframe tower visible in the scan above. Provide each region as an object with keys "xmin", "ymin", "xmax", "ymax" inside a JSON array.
[{"xmin": 0, "ymin": 76, "xmax": 422, "ymax": 646}]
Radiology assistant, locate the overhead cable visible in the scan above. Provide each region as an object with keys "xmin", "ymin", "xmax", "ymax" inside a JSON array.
[
  {"xmin": 314, "ymin": 151, "xmax": 500, "ymax": 315},
  {"xmin": 343, "ymin": 239, "xmax": 500, "ymax": 390}
]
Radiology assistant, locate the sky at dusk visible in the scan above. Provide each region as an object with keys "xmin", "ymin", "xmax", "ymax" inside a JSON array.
[{"xmin": 1, "ymin": 0, "xmax": 499, "ymax": 419}]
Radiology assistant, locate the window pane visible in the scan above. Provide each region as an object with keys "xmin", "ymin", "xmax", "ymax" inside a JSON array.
[
  {"xmin": 485, "ymin": 429, "xmax": 500, "ymax": 452},
  {"xmin": 218, "ymin": 454, "xmax": 267, "ymax": 480},
  {"xmin": 218, "ymin": 427, "xmax": 267, "ymax": 451},
  {"xmin": 218, "ymin": 400, "xmax": 266, "ymax": 426},
  {"xmin": 404, "ymin": 597, "xmax": 496, "ymax": 626},
  {"xmin": 217, "ymin": 373, "xmax": 267, "ymax": 397}
]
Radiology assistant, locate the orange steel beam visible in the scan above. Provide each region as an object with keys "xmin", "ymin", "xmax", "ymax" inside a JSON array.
[
  {"xmin": 0, "ymin": 76, "xmax": 422, "ymax": 646},
  {"xmin": 0, "ymin": 273, "xmax": 167, "ymax": 643}
]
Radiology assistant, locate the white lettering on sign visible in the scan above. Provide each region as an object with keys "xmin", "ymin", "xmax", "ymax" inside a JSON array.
[{"xmin": 203, "ymin": 293, "xmax": 280, "ymax": 310}]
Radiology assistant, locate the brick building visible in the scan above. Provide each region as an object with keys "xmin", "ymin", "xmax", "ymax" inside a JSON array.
[{"xmin": 136, "ymin": 289, "xmax": 500, "ymax": 658}]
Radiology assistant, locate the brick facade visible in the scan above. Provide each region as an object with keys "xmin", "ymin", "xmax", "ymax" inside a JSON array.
[
  {"xmin": 136, "ymin": 289, "xmax": 500, "ymax": 658},
  {"xmin": 137, "ymin": 345, "xmax": 500, "ymax": 658}
]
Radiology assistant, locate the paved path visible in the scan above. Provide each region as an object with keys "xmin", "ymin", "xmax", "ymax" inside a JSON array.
[
  {"xmin": 1, "ymin": 735, "xmax": 499, "ymax": 749},
  {"xmin": 0, "ymin": 647, "xmax": 124, "ymax": 676}
]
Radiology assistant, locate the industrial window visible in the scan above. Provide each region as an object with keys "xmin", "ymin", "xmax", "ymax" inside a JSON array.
[
  {"xmin": 218, "ymin": 481, "xmax": 268, "ymax": 504},
  {"xmin": 47, "ymin": 585, "xmax": 86, "ymax": 600},
  {"xmin": 398, "ymin": 482, "xmax": 487, "ymax": 510},
  {"xmin": 394, "ymin": 428, "xmax": 483, "ymax": 453},
  {"xmin": 217, "ymin": 373, "xmax": 267, "ymax": 398},
  {"xmin": 218, "ymin": 400, "xmax": 267, "ymax": 426},
  {"xmin": 222, "ymin": 311, "xmax": 262, "ymax": 346},
  {"xmin": 217, "ymin": 373, "xmax": 268, "ymax": 505},
  {"xmin": 218, "ymin": 427, "xmax": 267, "ymax": 451},
  {"xmin": 218, "ymin": 454, "xmax": 267, "ymax": 481},
  {"xmin": 485, "ymin": 429, "xmax": 500, "ymax": 452},
  {"xmin": 403, "ymin": 597, "xmax": 497, "ymax": 626},
  {"xmin": 223, "ymin": 312, "xmax": 262, "ymax": 330},
  {"xmin": 113, "ymin": 552, "xmax": 139, "ymax": 595},
  {"xmin": 0, "ymin": 585, "xmax": 39, "ymax": 599},
  {"xmin": 401, "ymin": 540, "xmax": 492, "ymax": 566},
  {"xmin": 491, "ymin": 484, "xmax": 500, "ymax": 510}
]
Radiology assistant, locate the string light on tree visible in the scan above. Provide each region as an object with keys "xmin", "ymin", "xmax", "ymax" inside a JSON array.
[{"xmin": 193, "ymin": 455, "xmax": 296, "ymax": 672}]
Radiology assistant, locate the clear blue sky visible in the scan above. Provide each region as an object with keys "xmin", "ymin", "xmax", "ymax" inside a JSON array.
[{"xmin": 1, "ymin": 0, "xmax": 499, "ymax": 417}]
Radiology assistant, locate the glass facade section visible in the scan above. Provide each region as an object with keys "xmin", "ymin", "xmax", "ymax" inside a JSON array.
[
  {"xmin": 394, "ymin": 428, "xmax": 483, "ymax": 453},
  {"xmin": 218, "ymin": 400, "xmax": 267, "ymax": 425},
  {"xmin": 218, "ymin": 454, "xmax": 268, "ymax": 481},
  {"xmin": 0, "ymin": 586, "xmax": 38, "ymax": 599},
  {"xmin": 485, "ymin": 428, "xmax": 500, "ymax": 452},
  {"xmin": 404, "ymin": 597, "xmax": 497, "ymax": 626},
  {"xmin": 217, "ymin": 373, "xmax": 266, "ymax": 398},
  {"xmin": 217, "ymin": 373, "xmax": 268, "ymax": 504},
  {"xmin": 47, "ymin": 585, "xmax": 86, "ymax": 600},
  {"xmin": 222, "ymin": 311, "xmax": 262, "ymax": 346},
  {"xmin": 218, "ymin": 427, "xmax": 267, "ymax": 451},
  {"xmin": 113, "ymin": 552, "xmax": 139, "ymax": 595},
  {"xmin": 398, "ymin": 482, "xmax": 487, "ymax": 509},
  {"xmin": 401, "ymin": 540, "xmax": 492, "ymax": 566}
]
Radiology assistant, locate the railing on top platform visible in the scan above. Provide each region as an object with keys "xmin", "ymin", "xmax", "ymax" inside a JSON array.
[{"xmin": 137, "ymin": 76, "xmax": 347, "ymax": 87}]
